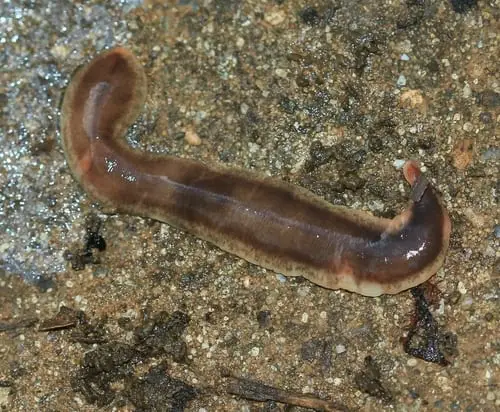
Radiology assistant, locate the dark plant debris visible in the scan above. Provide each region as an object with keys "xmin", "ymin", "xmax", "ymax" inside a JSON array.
[
  {"xmin": 354, "ymin": 356, "xmax": 393, "ymax": 403},
  {"xmin": 38, "ymin": 305, "xmax": 86, "ymax": 331},
  {"xmin": 38, "ymin": 306, "xmax": 108, "ymax": 343},
  {"xmin": 299, "ymin": 6, "xmax": 321, "ymax": 26},
  {"xmin": 125, "ymin": 363, "xmax": 197, "ymax": 412},
  {"xmin": 300, "ymin": 337, "xmax": 333, "ymax": 373},
  {"xmin": 304, "ymin": 140, "xmax": 336, "ymax": 172},
  {"xmin": 403, "ymin": 286, "xmax": 458, "ymax": 366},
  {"xmin": 475, "ymin": 90, "xmax": 500, "ymax": 108},
  {"xmin": 298, "ymin": 4, "xmax": 340, "ymax": 27},
  {"xmin": 71, "ymin": 342, "xmax": 141, "ymax": 407},
  {"xmin": 0, "ymin": 379, "xmax": 12, "ymax": 388},
  {"xmin": 71, "ymin": 310, "xmax": 193, "ymax": 408},
  {"xmin": 68, "ymin": 316, "xmax": 109, "ymax": 345},
  {"xmin": 449, "ymin": 0, "xmax": 478, "ymax": 14},
  {"xmin": 64, "ymin": 214, "xmax": 106, "ymax": 270},
  {"xmin": 134, "ymin": 310, "xmax": 190, "ymax": 362},
  {"xmin": 256, "ymin": 310, "xmax": 272, "ymax": 328}
]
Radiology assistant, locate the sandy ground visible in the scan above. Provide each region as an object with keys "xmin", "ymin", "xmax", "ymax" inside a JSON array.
[{"xmin": 1, "ymin": 1, "xmax": 498, "ymax": 411}]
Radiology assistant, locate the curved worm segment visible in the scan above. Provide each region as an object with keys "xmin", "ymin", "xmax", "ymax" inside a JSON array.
[{"xmin": 60, "ymin": 47, "xmax": 451, "ymax": 296}]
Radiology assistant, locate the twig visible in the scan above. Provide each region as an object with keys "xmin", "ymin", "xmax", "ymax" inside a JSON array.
[{"xmin": 223, "ymin": 371, "xmax": 347, "ymax": 411}]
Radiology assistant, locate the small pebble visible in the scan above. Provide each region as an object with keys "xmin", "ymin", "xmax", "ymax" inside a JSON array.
[
  {"xmin": 462, "ymin": 122, "xmax": 473, "ymax": 132},
  {"xmin": 480, "ymin": 147, "xmax": 500, "ymax": 162},
  {"xmin": 452, "ymin": 139, "xmax": 474, "ymax": 170},
  {"xmin": 399, "ymin": 89, "xmax": 427, "ymax": 112},
  {"xmin": 236, "ymin": 37, "xmax": 245, "ymax": 48},
  {"xmin": 397, "ymin": 74, "xmax": 407, "ymax": 87},
  {"xmin": 494, "ymin": 225, "xmax": 500, "ymax": 239},
  {"xmin": 275, "ymin": 68, "xmax": 287, "ymax": 78},
  {"xmin": 184, "ymin": 127, "xmax": 202, "ymax": 146},
  {"xmin": 393, "ymin": 159, "xmax": 406, "ymax": 169},
  {"xmin": 50, "ymin": 44, "xmax": 69, "ymax": 59},
  {"xmin": 276, "ymin": 274, "xmax": 287, "ymax": 283},
  {"xmin": 240, "ymin": 102, "xmax": 249, "ymax": 115},
  {"xmin": 265, "ymin": 10, "xmax": 286, "ymax": 26},
  {"xmin": 335, "ymin": 344, "xmax": 346, "ymax": 354},
  {"xmin": 249, "ymin": 347, "xmax": 260, "ymax": 357},
  {"xmin": 462, "ymin": 83, "xmax": 472, "ymax": 98}
]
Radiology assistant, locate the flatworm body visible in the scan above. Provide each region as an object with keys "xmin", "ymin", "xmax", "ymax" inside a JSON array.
[{"xmin": 60, "ymin": 47, "xmax": 451, "ymax": 296}]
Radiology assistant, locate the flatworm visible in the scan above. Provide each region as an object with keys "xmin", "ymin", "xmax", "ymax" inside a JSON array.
[{"xmin": 60, "ymin": 47, "xmax": 451, "ymax": 296}]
